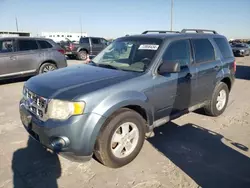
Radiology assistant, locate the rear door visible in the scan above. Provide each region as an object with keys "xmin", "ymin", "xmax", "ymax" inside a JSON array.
[
  {"xmin": 191, "ymin": 38, "xmax": 222, "ymax": 103},
  {"xmin": 15, "ymin": 39, "xmax": 44, "ymax": 73},
  {"xmin": 90, "ymin": 38, "xmax": 103, "ymax": 55}
]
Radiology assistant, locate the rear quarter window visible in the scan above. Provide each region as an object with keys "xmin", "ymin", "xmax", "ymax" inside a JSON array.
[
  {"xmin": 37, "ymin": 40, "xmax": 53, "ymax": 49},
  {"xmin": 214, "ymin": 38, "xmax": 234, "ymax": 58}
]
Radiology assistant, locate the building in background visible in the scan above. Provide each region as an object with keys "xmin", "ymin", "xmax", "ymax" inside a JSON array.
[
  {"xmin": 0, "ymin": 31, "xmax": 30, "ymax": 37},
  {"xmin": 41, "ymin": 32, "xmax": 87, "ymax": 42}
]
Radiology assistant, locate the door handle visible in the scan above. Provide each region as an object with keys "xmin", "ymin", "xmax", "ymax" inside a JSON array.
[
  {"xmin": 214, "ymin": 66, "xmax": 220, "ymax": 71},
  {"xmin": 10, "ymin": 56, "xmax": 16, "ymax": 60},
  {"xmin": 185, "ymin": 73, "xmax": 193, "ymax": 79}
]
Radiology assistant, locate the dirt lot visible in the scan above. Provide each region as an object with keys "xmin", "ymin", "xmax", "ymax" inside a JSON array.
[{"xmin": 0, "ymin": 58, "xmax": 250, "ymax": 188}]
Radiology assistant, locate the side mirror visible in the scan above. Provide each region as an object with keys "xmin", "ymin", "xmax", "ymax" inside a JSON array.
[{"xmin": 158, "ymin": 60, "xmax": 180, "ymax": 74}]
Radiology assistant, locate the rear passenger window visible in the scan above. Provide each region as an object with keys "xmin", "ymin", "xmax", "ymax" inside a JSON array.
[
  {"xmin": 18, "ymin": 40, "xmax": 38, "ymax": 51},
  {"xmin": 214, "ymin": 38, "xmax": 234, "ymax": 58},
  {"xmin": 163, "ymin": 40, "xmax": 191, "ymax": 67},
  {"xmin": 192, "ymin": 39, "xmax": 215, "ymax": 63},
  {"xmin": 38, "ymin": 40, "xmax": 53, "ymax": 49}
]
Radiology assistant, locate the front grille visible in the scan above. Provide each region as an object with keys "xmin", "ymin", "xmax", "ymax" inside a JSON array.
[{"xmin": 23, "ymin": 87, "xmax": 48, "ymax": 121}]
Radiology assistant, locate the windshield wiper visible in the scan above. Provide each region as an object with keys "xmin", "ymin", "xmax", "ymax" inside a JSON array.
[{"xmin": 97, "ymin": 63, "xmax": 120, "ymax": 70}]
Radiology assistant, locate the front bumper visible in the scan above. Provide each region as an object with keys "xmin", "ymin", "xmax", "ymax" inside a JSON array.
[{"xmin": 19, "ymin": 102, "xmax": 106, "ymax": 162}]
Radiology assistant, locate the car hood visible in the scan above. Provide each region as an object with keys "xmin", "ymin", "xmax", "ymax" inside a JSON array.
[{"xmin": 25, "ymin": 64, "xmax": 139, "ymax": 100}]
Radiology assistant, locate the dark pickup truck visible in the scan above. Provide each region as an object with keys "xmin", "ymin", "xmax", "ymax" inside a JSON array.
[{"xmin": 59, "ymin": 37, "xmax": 109, "ymax": 60}]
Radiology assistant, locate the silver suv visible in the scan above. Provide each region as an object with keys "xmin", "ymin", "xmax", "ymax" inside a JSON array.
[{"xmin": 0, "ymin": 37, "xmax": 67, "ymax": 80}]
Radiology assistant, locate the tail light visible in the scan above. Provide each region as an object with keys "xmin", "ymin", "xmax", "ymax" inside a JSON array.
[
  {"xmin": 233, "ymin": 60, "xmax": 236, "ymax": 73},
  {"xmin": 58, "ymin": 49, "xmax": 65, "ymax": 54},
  {"xmin": 69, "ymin": 43, "xmax": 74, "ymax": 51}
]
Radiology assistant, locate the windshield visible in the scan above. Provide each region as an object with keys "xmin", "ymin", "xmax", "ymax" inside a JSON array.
[
  {"xmin": 235, "ymin": 44, "xmax": 246, "ymax": 48},
  {"xmin": 91, "ymin": 38, "xmax": 162, "ymax": 72}
]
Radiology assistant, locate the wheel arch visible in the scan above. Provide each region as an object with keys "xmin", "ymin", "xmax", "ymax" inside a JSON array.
[
  {"xmin": 77, "ymin": 48, "xmax": 88, "ymax": 54},
  {"xmin": 37, "ymin": 60, "xmax": 58, "ymax": 73}
]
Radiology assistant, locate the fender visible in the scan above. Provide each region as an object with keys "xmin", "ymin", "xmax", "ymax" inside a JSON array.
[
  {"xmin": 81, "ymin": 91, "xmax": 153, "ymax": 154},
  {"xmin": 214, "ymin": 68, "xmax": 233, "ymax": 88},
  {"xmin": 77, "ymin": 47, "xmax": 88, "ymax": 53},
  {"xmin": 92, "ymin": 90, "xmax": 153, "ymax": 124}
]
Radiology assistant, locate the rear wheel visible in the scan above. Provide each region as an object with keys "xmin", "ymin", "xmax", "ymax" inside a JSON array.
[
  {"xmin": 204, "ymin": 82, "xmax": 229, "ymax": 117},
  {"xmin": 94, "ymin": 109, "xmax": 146, "ymax": 168},
  {"xmin": 39, "ymin": 63, "xmax": 57, "ymax": 74},
  {"xmin": 77, "ymin": 50, "xmax": 87, "ymax": 60}
]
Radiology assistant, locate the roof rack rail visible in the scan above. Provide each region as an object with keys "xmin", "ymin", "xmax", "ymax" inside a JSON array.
[
  {"xmin": 181, "ymin": 29, "xmax": 218, "ymax": 34},
  {"xmin": 142, "ymin": 30, "xmax": 180, "ymax": 34}
]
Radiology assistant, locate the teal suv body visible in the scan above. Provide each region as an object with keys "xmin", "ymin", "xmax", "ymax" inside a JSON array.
[{"xmin": 19, "ymin": 29, "xmax": 235, "ymax": 168}]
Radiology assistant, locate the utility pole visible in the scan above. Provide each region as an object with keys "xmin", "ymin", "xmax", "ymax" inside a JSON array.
[
  {"xmin": 15, "ymin": 17, "xmax": 19, "ymax": 32},
  {"xmin": 170, "ymin": 0, "xmax": 173, "ymax": 31},
  {"xmin": 80, "ymin": 16, "xmax": 83, "ymax": 37}
]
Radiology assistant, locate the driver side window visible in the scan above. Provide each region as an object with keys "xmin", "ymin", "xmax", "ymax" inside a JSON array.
[{"xmin": 163, "ymin": 39, "xmax": 191, "ymax": 67}]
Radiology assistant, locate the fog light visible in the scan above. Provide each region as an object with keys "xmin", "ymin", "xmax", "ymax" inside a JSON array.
[{"xmin": 50, "ymin": 137, "xmax": 69, "ymax": 150}]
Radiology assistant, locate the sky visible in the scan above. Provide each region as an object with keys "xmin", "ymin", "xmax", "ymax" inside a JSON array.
[{"xmin": 0, "ymin": 0, "xmax": 250, "ymax": 39}]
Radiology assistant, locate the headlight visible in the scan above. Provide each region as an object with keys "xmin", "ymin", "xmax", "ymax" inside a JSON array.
[
  {"xmin": 240, "ymin": 49, "xmax": 245, "ymax": 52},
  {"xmin": 47, "ymin": 100, "xmax": 85, "ymax": 120}
]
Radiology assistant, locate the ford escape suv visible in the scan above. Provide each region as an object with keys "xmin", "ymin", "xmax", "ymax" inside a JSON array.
[
  {"xmin": 0, "ymin": 37, "xmax": 67, "ymax": 80},
  {"xmin": 19, "ymin": 29, "xmax": 235, "ymax": 168}
]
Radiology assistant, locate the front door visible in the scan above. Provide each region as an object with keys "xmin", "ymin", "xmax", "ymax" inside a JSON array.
[
  {"xmin": 153, "ymin": 39, "xmax": 197, "ymax": 120},
  {"xmin": 91, "ymin": 38, "xmax": 103, "ymax": 55}
]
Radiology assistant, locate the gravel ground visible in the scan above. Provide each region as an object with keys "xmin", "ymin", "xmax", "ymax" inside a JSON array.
[{"xmin": 0, "ymin": 57, "xmax": 250, "ymax": 188}]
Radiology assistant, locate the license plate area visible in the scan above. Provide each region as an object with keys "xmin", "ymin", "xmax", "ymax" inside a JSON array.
[
  {"xmin": 20, "ymin": 108, "xmax": 32, "ymax": 129},
  {"xmin": 20, "ymin": 107, "xmax": 40, "ymax": 142}
]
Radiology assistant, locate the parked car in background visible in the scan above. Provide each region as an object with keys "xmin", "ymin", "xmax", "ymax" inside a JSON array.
[
  {"xmin": 0, "ymin": 37, "xmax": 67, "ymax": 80},
  {"xmin": 61, "ymin": 37, "xmax": 109, "ymax": 60},
  {"xmin": 57, "ymin": 39, "xmax": 78, "ymax": 59},
  {"xmin": 231, "ymin": 43, "xmax": 250, "ymax": 57},
  {"xmin": 20, "ymin": 29, "xmax": 235, "ymax": 168}
]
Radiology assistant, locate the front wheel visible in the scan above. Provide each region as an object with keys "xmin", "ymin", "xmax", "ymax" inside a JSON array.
[
  {"xmin": 204, "ymin": 82, "xmax": 229, "ymax": 117},
  {"xmin": 77, "ymin": 51, "xmax": 87, "ymax": 60},
  {"xmin": 94, "ymin": 109, "xmax": 146, "ymax": 168}
]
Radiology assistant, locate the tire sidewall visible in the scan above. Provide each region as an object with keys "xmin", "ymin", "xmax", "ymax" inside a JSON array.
[
  {"xmin": 39, "ymin": 63, "xmax": 57, "ymax": 74},
  {"xmin": 99, "ymin": 110, "xmax": 145, "ymax": 167},
  {"xmin": 211, "ymin": 83, "xmax": 229, "ymax": 116},
  {"xmin": 78, "ymin": 51, "xmax": 87, "ymax": 60}
]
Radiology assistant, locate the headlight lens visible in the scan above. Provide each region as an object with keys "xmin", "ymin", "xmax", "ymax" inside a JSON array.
[
  {"xmin": 47, "ymin": 100, "xmax": 85, "ymax": 120},
  {"xmin": 240, "ymin": 49, "xmax": 245, "ymax": 52}
]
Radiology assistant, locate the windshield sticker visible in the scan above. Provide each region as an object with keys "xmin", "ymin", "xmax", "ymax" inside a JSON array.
[{"xmin": 138, "ymin": 44, "xmax": 159, "ymax": 50}]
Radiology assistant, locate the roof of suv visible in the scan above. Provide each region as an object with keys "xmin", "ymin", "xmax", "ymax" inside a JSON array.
[
  {"xmin": 118, "ymin": 29, "xmax": 225, "ymax": 40},
  {"xmin": 0, "ymin": 36, "xmax": 51, "ymax": 40},
  {"xmin": 119, "ymin": 33, "xmax": 225, "ymax": 40}
]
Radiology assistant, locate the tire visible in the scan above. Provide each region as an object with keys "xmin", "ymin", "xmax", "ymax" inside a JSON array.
[
  {"xmin": 77, "ymin": 50, "xmax": 87, "ymax": 60},
  {"xmin": 94, "ymin": 108, "xmax": 146, "ymax": 168},
  {"xmin": 204, "ymin": 82, "xmax": 229, "ymax": 117},
  {"xmin": 39, "ymin": 63, "xmax": 57, "ymax": 74}
]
